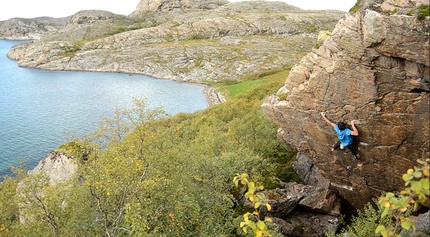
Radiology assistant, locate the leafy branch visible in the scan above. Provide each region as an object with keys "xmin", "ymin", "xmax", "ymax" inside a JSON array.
[
  {"xmin": 234, "ymin": 173, "xmax": 273, "ymax": 237},
  {"xmin": 376, "ymin": 159, "xmax": 429, "ymax": 237}
]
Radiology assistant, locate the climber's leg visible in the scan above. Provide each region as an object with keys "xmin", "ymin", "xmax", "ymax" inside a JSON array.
[{"xmin": 332, "ymin": 141, "xmax": 341, "ymax": 151}]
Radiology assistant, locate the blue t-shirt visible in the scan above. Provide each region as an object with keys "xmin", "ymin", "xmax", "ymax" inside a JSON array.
[{"xmin": 334, "ymin": 125, "xmax": 353, "ymax": 146}]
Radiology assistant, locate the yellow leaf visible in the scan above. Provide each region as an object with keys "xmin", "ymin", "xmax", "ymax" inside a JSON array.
[
  {"xmin": 256, "ymin": 230, "xmax": 262, "ymax": 237},
  {"xmin": 384, "ymin": 202, "xmax": 390, "ymax": 208},
  {"xmin": 266, "ymin": 203, "xmax": 271, "ymax": 211}
]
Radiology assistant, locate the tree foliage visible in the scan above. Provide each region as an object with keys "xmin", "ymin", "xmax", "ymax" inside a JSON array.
[{"xmin": 0, "ymin": 73, "xmax": 298, "ymax": 236}]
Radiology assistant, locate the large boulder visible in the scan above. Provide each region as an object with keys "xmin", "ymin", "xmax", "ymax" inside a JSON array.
[
  {"xmin": 260, "ymin": 182, "xmax": 341, "ymax": 218},
  {"xmin": 262, "ymin": 1, "xmax": 429, "ymax": 211}
]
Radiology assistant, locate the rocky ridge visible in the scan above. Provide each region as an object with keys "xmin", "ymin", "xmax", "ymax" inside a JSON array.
[
  {"xmin": 262, "ymin": 0, "xmax": 429, "ymax": 211},
  {"xmin": 3, "ymin": 1, "xmax": 345, "ymax": 82},
  {"xmin": 0, "ymin": 17, "xmax": 68, "ymax": 40}
]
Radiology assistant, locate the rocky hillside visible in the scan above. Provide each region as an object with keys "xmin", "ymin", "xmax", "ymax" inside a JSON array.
[
  {"xmin": 4, "ymin": 1, "xmax": 345, "ymax": 82},
  {"xmin": 262, "ymin": 0, "xmax": 429, "ymax": 211},
  {"xmin": 0, "ymin": 17, "xmax": 69, "ymax": 40}
]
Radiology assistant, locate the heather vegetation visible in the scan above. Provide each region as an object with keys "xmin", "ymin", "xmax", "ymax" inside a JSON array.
[{"xmin": 0, "ymin": 69, "xmax": 298, "ymax": 237}]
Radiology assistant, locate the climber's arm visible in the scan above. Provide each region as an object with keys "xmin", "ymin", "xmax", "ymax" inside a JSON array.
[
  {"xmin": 321, "ymin": 112, "xmax": 335, "ymax": 127},
  {"xmin": 350, "ymin": 120, "xmax": 359, "ymax": 136}
]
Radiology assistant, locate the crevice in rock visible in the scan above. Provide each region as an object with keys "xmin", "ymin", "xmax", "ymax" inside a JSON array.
[{"xmin": 410, "ymin": 88, "xmax": 429, "ymax": 93}]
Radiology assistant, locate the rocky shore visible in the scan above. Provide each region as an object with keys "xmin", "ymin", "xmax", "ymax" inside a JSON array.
[{"xmin": 203, "ymin": 85, "xmax": 225, "ymax": 106}]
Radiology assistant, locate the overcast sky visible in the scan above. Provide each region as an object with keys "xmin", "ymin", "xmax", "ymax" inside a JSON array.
[{"xmin": 0, "ymin": 0, "xmax": 357, "ymax": 21}]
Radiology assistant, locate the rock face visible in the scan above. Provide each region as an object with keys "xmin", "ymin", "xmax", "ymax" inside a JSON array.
[
  {"xmin": 4, "ymin": 1, "xmax": 344, "ymax": 82},
  {"xmin": 262, "ymin": 1, "xmax": 429, "ymax": 211}
]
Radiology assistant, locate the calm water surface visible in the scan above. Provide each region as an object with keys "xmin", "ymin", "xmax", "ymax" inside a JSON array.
[{"xmin": 0, "ymin": 40, "xmax": 208, "ymax": 176}]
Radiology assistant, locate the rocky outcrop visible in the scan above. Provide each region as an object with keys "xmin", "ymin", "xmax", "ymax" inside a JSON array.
[
  {"xmin": 0, "ymin": 17, "xmax": 68, "ymax": 40},
  {"xmin": 247, "ymin": 182, "xmax": 341, "ymax": 236},
  {"xmin": 5, "ymin": 1, "xmax": 344, "ymax": 82},
  {"xmin": 28, "ymin": 151, "xmax": 77, "ymax": 184},
  {"xmin": 262, "ymin": 1, "xmax": 429, "ymax": 211},
  {"xmin": 17, "ymin": 152, "xmax": 77, "ymax": 224},
  {"xmin": 261, "ymin": 182, "xmax": 341, "ymax": 216}
]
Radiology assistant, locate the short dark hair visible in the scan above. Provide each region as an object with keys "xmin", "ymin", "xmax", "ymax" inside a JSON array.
[{"xmin": 337, "ymin": 122, "xmax": 346, "ymax": 130}]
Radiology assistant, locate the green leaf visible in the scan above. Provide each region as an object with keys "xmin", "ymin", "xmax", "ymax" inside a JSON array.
[
  {"xmin": 411, "ymin": 181, "xmax": 422, "ymax": 190},
  {"xmin": 413, "ymin": 171, "xmax": 422, "ymax": 178},
  {"xmin": 381, "ymin": 208, "xmax": 390, "ymax": 218},
  {"xmin": 248, "ymin": 222, "xmax": 256, "ymax": 230},
  {"xmin": 420, "ymin": 179, "xmax": 429, "ymax": 190},
  {"xmin": 376, "ymin": 225, "xmax": 386, "ymax": 233},
  {"xmin": 255, "ymin": 202, "xmax": 261, "ymax": 209},
  {"xmin": 257, "ymin": 221, "xmax": 266, "ymax": 230},
  {"xmin": 401, "ymin": 220, "xmax": 411, "ymax": 230}
]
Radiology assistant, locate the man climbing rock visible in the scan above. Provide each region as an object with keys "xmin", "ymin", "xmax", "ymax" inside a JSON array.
[{"xmin": 321, "ymin": 112, "xmax": 359, "ymax": 159}]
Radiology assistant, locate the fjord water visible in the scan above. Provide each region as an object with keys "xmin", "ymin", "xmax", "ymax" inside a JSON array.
[{"xmin": 0, "ymin": 40, "xmax": 208, "ymax": 177}]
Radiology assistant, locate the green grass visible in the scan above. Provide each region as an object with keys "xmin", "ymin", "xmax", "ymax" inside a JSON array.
[{"xmin": 219, "ymin": 68, "xmax": 290, "ymax": 98}]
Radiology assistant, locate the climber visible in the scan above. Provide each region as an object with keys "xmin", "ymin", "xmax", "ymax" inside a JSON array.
[{"xmin": 321, "ymin": 112, "xmax": 359, "ymax": 159}]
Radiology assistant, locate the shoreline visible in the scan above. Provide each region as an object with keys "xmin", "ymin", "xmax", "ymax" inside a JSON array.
[
  {"xmin": 203, "ymin": 85, "xmax": 225, "ymax": 106},
  {"xmin": 3, "ymin": 39, "xmax": 225, "ymax": 107}
]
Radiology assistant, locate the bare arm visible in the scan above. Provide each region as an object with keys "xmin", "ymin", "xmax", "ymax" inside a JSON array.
[
  {"xmin": 321, "ymin": 112, "xmax": 335, "ymax": 127},
  {"xmin": 350, "ymin": 120, "xmax": 359, "ymax": 136}
]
